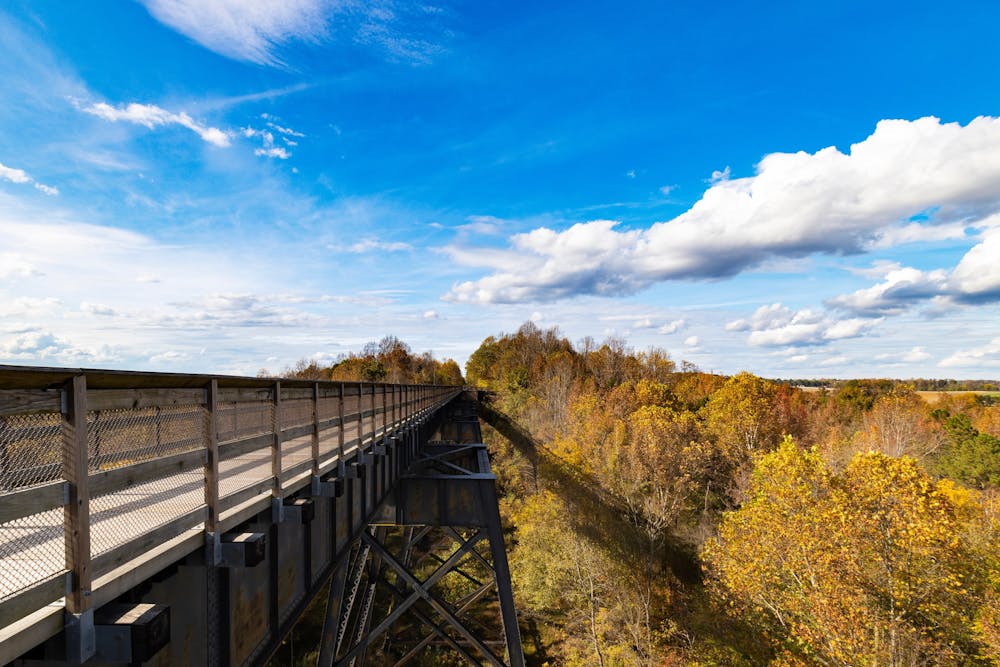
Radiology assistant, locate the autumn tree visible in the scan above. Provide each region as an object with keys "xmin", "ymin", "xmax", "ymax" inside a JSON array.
[{"xmin": 704, "ymin": 439, "xmax": 991, "ymax": 665}]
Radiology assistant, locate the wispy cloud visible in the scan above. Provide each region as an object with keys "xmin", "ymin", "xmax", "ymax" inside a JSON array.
[
  {"xmin": 138, "ymin": 0, "xmax": 448, "ymax": 67},
  {"xmin": 0, "ymin": 161, "xmax": 59, "ymax": 195},
  {"xmin": 446, "ymin": 117, "xmax": 1000, "ymax": 304},
  {"xmin": 80, "ymin": 101, "xmax": 231, "ymax": 146}
]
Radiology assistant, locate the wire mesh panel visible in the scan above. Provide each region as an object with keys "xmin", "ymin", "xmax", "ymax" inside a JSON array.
[
  {"xmin": 0, "ymin": 411, "xmax": 62, "ymax": 491},
  {"xmin": 87, "ymin": 405, "xmax": 206, "ymax": 471},
  {"xmin": 218, "ymin": 400, "xmax": 275, "ymax": 499},
  {"xmin": 317, "ymin": 393, "xmax": 341, "ymax": 460},
  {"xmin": 0, "ymin": 411, "xmax": 67, "ymax": 602},
  {"xmin": 280, "ymin": 397, "xmax": 313, "ymax": 431},
  {"xmin": 87, "ymin": 403, "xmax": 208, "ymax": 565}
]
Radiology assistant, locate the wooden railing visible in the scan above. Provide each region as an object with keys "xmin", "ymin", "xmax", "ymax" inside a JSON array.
[{"xmin": 0, "ymin": 365, "xmax": 460, "ymax": 639}]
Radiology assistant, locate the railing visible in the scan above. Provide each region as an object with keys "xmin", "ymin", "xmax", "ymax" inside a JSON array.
[{"xmin": 0, "ymin": 365, "xmax": 460, "ymax": 636}]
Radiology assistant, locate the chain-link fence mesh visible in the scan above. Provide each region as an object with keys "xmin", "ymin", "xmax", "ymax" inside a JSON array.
[
  {"xmin": 317, "ymin": 395, "xmax": 341, "ymax": 460},
  {"xmin": 0, "ymin": 412, "xmax": 63, "ymax": 491},
  {"xmin": 88, "ymin": 404, "xmax": 207, "ymax": 566},
  {"xmin": 218, "ymin": 400, "xmax": 274, "ymax": 499},
  {"xmin": 0, "ymin": 411, "xmax": 67, "ymax": 602},
  {"xmin": 280, "ymin": 398, "xmax": 314, "ymax": 473},
  {"xmin": 216, "ymin": 400, "xmax": 273, "ymax": 443},
  {"xmin": 88, "ymin": 405, "xmax": 206, "ymax": 471}
]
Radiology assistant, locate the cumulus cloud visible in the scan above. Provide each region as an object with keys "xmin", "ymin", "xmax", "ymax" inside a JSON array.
[
  {"xmin": 81, "ymin": 101, "xmax": 231, "ymax": 146},
  {"xmin": 446, "ymin": 116, "xmax": 1000, "ymax": 304},
  {"xmin": 829, "ymin": 227, "xmax": 1000, "ymax": 315},
  {"xmin": 727, "ymin": 303, "xmax": 880, "ymax": 347},
  {"xmin": 940, "ymin": 338, "xmax": 1000, "ymax": 368},
  {"xmin": 0, "ymin": 161, "xmax": 59, "ymax": 195},
  {"xmin": 684, "ymin": 335, "xmax": 699, "ymax": 347},
  {"xmin": 657, "ymin": 318, "xmax": 686, "ymax": 335},
  {"xmin": 0, "ymin": 330, "xmax": 119, "ymax": 364}
]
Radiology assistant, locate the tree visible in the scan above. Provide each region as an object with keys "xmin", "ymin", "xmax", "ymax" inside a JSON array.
[{"xmin": 704, "ymin": 439, "xmax": 989, "ymax": 665}]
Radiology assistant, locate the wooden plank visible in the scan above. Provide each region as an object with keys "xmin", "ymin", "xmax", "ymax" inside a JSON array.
[
  {"xmin": 216, "ymin": 387, "xmax": 274, "ymax": 403},
  {"xmin": 218, "ymin": 432, "xmax": 272, "ymax": 460},
  {"xmin": 62, "ymin": 374, "xmax": 90, "ymax": 614},
  {"xmin": 89, "ymin": 529, "xmax": 204, "ymax": 610},
  {"xmin": 89, "ymin": 448, "xmax": 207, "ymax": 497},
  {"xmin": 0, "ymin": 389, "xmax": 60, "ymax": 416},
  {"xmin": 85, "ymin": 388, "xmax": 206, "ymax": 412},
  {"xmin": 282, "ymin": 459, "xmax": 313, "ymax": 486},
  {"xmin": 0, "ymin": 479, "xmax": 66, "ymax": 524},
  {"xmin": 0, "ymin": 604, "xmax": 63, "ymax": 666},
  {"xmin": 220, "ymin": 478, "xmax": 274, "ymax": 513},
  {"xmin": 91, "ymin": 505, "xmax": 206, "ymax": 577},
  {"xmin": 282, "ymin": 423, "xmax": 314, "ymax": 442},
  {"xmin": 0, "ymin": 574, "xmax": 66, "ymax": 631}
]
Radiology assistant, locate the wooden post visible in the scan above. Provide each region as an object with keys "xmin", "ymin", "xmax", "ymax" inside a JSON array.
[
  {"xmin": 337, "ymin": 383, "xmax": 345, "ymax": 461},
  {"xmin": 271, "ymin": 381, "xmax": 282, "ymax": 500},
  {"xmin": 62, "ymin": 374, "xmax": 91, "ymax": 614},
  {"xmin": 380, "ymin": 384, "xmax": 387, "ymax": 439},
  {"xmin": 311, "ymin": 382, "xmax": 320, "ymax": 473},
  {"xmin": 205, "ymin": 380, "xmax": 220, "ymax": 535}
]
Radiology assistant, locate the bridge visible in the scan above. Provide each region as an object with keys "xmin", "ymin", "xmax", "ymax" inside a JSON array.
[{"xmin": 0, "ymin": 365, "xmax": 524, "ymax": 666}]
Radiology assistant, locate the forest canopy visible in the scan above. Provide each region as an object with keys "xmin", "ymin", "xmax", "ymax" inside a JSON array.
[{"xmin": 466, "ymin": 322, "xmax": 1000, "ymax": 666}]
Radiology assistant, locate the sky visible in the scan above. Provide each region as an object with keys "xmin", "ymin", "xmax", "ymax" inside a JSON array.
[{"xmin": 1, "ymin": 1, "xmax": 999, "ymax": 379}]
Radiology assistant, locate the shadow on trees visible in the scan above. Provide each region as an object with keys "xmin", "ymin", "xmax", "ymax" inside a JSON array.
[{"xmin": 477, "ymin": 399, "xmax": 701, "ymax": 585}]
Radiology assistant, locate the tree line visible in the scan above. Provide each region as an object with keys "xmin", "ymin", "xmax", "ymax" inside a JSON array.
[{"xmin": 468, "ymin": 322, "xmax": 1000, "ymax": 666}]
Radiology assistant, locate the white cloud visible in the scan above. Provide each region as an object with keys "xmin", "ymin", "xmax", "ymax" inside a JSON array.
[
  {"xmin": 657, "ymin": 318, "xmax": 686, "ymax": 335},
  {"xmin": 940, "ymin": 338, "xmax": 1000, "ymax": 368},
  {"xmin": 0, "ymin": 163, "xmax": 30, "ymax": 184},
  {"xmin": 0, "ymin": 330, "xmax": 120, "ymax": 364},
  {"xmin": 139, "ymin": 0, "xmax": 332, "ymax": 66},
  {"xmin": 728, "ymin": 303, "xmax": 880, "ymax": 347},
  {"xmin": 633, "ymin": 318, "xmax": 654, "ymax": 329},
  {"xmin": 139, "ymin": 1, "xmax": 444, "ymax": 67},
  {"xmin": 659, "ymin": 184, "xmax": 676, "ymax": 196},
  {"xmin": 684, "ymin": 335, "xmax": 699, "ymax": 346},
  {"xmin": 81, "ymin": 101, "xmax": 231, "ymax": 147},
  {"xmin": 423, "ymin": 310, "xmax": 438, "ymax": 319},
  {"xmin": 875, "ymin": 346, "xmax": 932, "ymax": 363},
  {"xmin": 0, "ymin": 161, "xmax": 58, "ymax": 195},
  {"xmin": 820, "ymin": 355, "xmax": 849, "ymax": 367},
  {"xmin": 81, "ymin": 302, "xmax": 118, "ymax": 316},
  {"xmin": 244, "ymin": 126, "xmax": 293, "ymax": 158},
  {"xmin": 0, "ymin": 253, "xmax": 43, "ymax": 280},
  {"xmin": 0, "ymin": 297, "xmax": 61, "ymax": 317},
  {"xmin": 828, "ymin": 227, "xmax": 1000, "ymax": 315},
  {"xmin": 346, "ymin": 239, "xmax": 413, "ymax": 253},
  {"xmin": 445, "ymin": 117, "xmax": 1000, "ymax": 304},
  {"xmin": 255, "ymin": 147, "xmax": 291, "ymax": 159},
  {"xmin": 266, "ymin": 121, "xmax": 305, "ymax": 137}
]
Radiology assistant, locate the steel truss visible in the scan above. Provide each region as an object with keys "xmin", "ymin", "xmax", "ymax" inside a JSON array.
[{"xmin": 318, "ymin": 429, "xmax": 524, "ymax": 667}]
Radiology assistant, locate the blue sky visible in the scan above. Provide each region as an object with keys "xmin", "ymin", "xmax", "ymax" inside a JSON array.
[{"xmin": 1, "ymin": 1, "xmax": 999, "ymax": 378}]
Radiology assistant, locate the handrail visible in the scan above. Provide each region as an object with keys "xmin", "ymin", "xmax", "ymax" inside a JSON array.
[{"xmin": 0, "ymin": 364, "xmax": 462, "ymax": 635}]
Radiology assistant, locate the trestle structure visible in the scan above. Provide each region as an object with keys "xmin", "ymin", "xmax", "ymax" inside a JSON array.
[
  {"xmin": 0, "ymin": 366, "xmax": 522, "ymax": 666},
  {"xmin": 319, "ymin": 400, "xmax": 524, "ymax": 666}
]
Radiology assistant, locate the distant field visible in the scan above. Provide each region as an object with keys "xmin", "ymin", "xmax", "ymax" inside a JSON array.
[{"xmin": 917, "ymin": 390, "xmax": 1000, "ymax": 404}]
